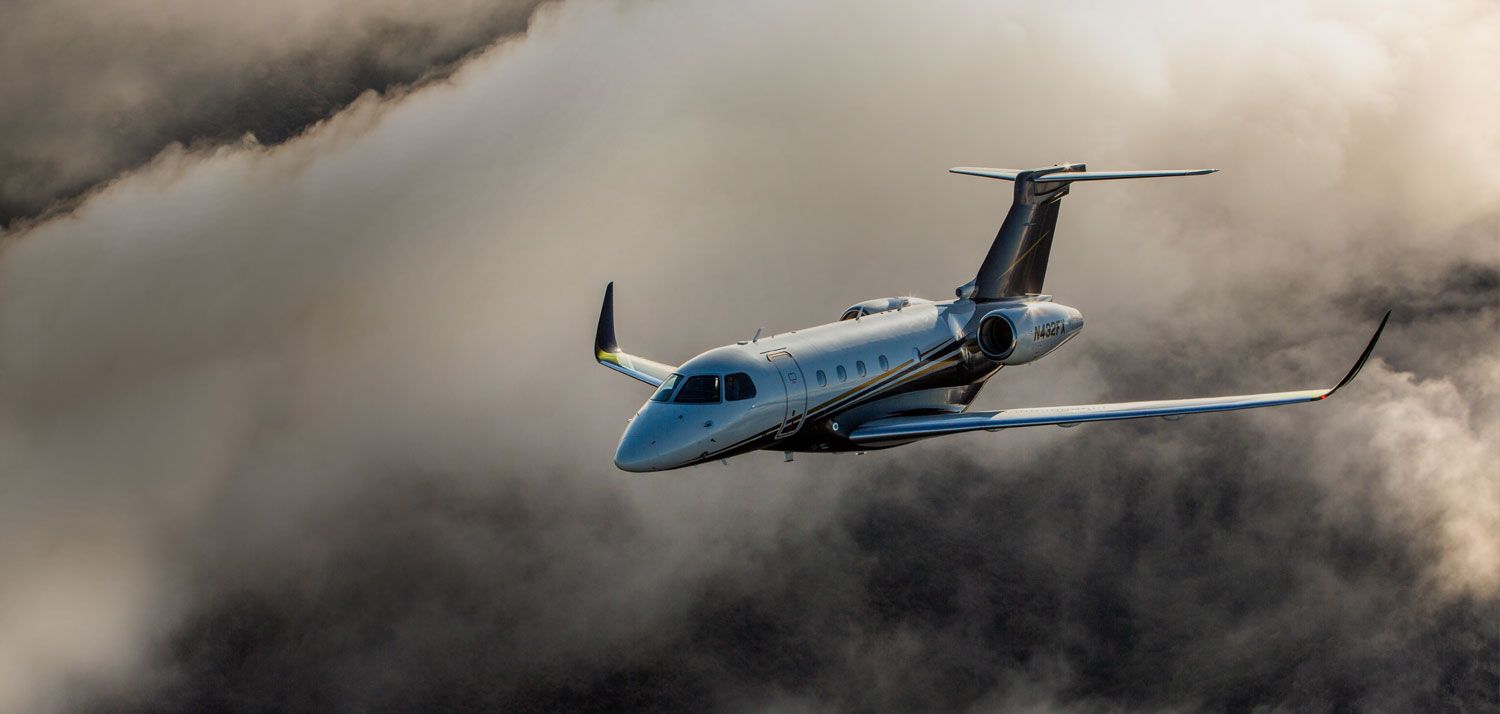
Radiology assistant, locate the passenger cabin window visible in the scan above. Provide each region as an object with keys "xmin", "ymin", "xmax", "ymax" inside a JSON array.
[
  {"xmin": 673, "ymin": 375, "xmax": 721, "ymax": 404},
  {"xmin": 836, "ymin": 365, "xmax": 847, "ymax": 382},
  {"xmin": 725, "ymin": 372, "xmax": 757, "ymax": 401},
  {"xmin": 816, "ymin": 370, "xmax": 827, "ymax": 386},
  {"xmin": 856, "ymin": 360, "xmax": 867, "ymax": 377},
  {"xmin": 878, "ymin": 355, "xmax": 889, "ymax": 371},
  {"xmin": 651, "ymin": 373, "xmax": 682, "ymax": 402}
]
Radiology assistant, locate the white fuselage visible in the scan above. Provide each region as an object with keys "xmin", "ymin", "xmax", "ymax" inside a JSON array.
[{"xmin": 613, "ymin": 297, "xmax": 1083, "ymax": 471}]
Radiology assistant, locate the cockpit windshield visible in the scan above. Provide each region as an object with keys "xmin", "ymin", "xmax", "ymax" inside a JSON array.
[
  {"xmin": 650, "ymin": 373, "xmax": 681, "ymax": 402},
  {"xmin": 673, "ymin": 375, "xmax": 721, "ymax": 403},
  {"xmin": 650, "ymin": 372, "xmax": 754, "ymax": 404}
]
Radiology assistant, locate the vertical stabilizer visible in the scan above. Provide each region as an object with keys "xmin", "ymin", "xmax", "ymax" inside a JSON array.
[{"xmin": 951, "ymin": 164, "xmax": 1215, "ymax": 300}]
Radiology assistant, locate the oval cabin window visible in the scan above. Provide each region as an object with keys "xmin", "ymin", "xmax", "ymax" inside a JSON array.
[
  {"xmin": 836, "ymin": 365, "xmax": 847, "ymax": 382},
  {"xmin": 856, "ymin": 360, "xmax": 867, "ymax": 377},
  {"xmin": 815, "ymin": 370, "xmax": 827, "ymax": 387},
  {"xmin": 878, "ymin": 355, "xmax": 889, "ymax": 371}
]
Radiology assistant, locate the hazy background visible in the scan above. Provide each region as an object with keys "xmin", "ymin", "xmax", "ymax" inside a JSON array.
[{"xmin": 1, "ymin": 0, "xmax": 1496, "ymax": 711}]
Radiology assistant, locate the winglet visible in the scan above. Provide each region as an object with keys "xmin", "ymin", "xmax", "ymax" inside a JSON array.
[
  {"xmin": 594, "ymin": 283, "xmax": 677, "ymax": 388},
  {"xmin": 596, "ymin": 281, "xmax": 619, "ymax": 358},
  {"xmin": 1322, "ymin": 310, "xmax": 1391, "ymax": 400}
]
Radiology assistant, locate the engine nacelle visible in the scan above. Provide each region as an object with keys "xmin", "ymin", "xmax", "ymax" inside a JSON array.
[
  {"xmin": 840, "ymin": 296, "xmax": 932, "ymax": 321},
  {"xmin": 976, "ymin": 302, "xmax": 1084, "ymax": 364}
]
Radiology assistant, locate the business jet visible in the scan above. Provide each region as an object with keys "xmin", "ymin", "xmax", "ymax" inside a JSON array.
[{"xmin": 596, "ymin": 164, "xmax": 1388, "ymax": 472}]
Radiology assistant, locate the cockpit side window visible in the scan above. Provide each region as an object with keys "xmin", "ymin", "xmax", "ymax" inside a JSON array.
[
  {"xmin": 725, "ymin": 372, "xmax": 757, "ymax": 401},
  {"xmin": 673, "ymin": 375, "xmax": 721, "ymax": 403},
  {"xmin": 650, "ymin": 373, "xmax": 682, "ymax": 402}
]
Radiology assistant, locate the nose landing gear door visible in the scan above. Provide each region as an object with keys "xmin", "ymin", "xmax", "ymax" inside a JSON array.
[{"xmin": 766, "ymin": 350, "xmax": 808, "ymax": 438}]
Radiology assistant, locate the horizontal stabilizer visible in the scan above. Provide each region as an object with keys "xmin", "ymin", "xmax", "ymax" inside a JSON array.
[
  {"xmin": 949, "ymin": 167, "xmax": 1022, "ymax": 181},
  {"xmin": 955, "ymin": 163, "xmax": 1216, "ymax": 299},
  {"xmin": 950, "ymin": 167, "xmax": 1217, "ymax": 182},
  {"xmin": 1035, "ymin": 168, "xmax": 1216, "ymax": 182}
]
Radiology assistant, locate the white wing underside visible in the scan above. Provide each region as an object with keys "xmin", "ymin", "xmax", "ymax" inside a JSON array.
[
  {"xmin": 598, "ymin": 351, "xmax": 676, "ymax": 387},
  {"xmin": 850, "ymin": 389, "xmax": 1326, "ymax": 445}
]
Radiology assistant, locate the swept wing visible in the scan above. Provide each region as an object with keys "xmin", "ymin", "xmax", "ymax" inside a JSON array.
[{"xmin": 850, "ymin": 312, "xmax": 1389, "ymax": 446}]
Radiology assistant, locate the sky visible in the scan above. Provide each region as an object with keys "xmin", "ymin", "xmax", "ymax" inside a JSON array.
[{"xmin": 1, "ymin": 0, "xmax": 1497, "ymax": 712}]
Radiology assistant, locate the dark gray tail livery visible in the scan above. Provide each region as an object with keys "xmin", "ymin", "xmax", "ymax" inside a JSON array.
[{"xmin": 952, "ymin": 165, "xmax": 1217, "ymax": 300}]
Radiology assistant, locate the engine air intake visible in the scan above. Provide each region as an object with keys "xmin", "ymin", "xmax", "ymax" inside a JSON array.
[{"xmin": 978, "ymin": 313, "xmax": 1016, "ymax": 360}]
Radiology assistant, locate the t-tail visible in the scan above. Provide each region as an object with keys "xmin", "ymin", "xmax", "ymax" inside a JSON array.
[{"xmin": 952, "ymin": 164, "xmax": 1216, "ymax": 301}]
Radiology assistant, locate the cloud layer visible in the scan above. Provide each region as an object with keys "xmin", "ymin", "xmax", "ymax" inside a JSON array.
[
  {"xmin": 0, "ymin": 0, "xmax": 1496, "ymax": 711},
  {"xmin": 0, "ymin": 0, "xmax": 545, "ymax": 227}
]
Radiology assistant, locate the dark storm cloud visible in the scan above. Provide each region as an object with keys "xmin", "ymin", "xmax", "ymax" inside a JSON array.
[
  {"xmin": 0, "ymin": 0, "xmax": 547, "ymax": 228},
  {"xmin": 1, "ymin": 0, "xmax": 1496, "ymax": 712}
]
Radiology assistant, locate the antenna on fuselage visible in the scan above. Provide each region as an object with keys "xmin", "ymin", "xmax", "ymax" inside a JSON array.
[{"xmin": 752, "ymin": 327, "xmax": 762, "ymax": 343}]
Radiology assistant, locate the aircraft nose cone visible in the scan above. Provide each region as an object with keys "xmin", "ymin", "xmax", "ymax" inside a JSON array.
[
  {"xmin": 613, "ymin": 430, "xmax": 656, "ymax": 473},
  {"xmin": 614, "ymin": 408, "xmax": 671, "ymax": 472},
  {"xmin": 612, "ymin": 403, "xmax": 712, "ymax": 472}
]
